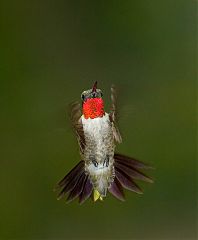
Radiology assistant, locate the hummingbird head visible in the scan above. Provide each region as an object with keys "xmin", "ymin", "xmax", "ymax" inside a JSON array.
[
  {"xmin": 81, "ymin": 81, "xmax": 105, "ymax": 119},
  {"xmin": 81, "ymin": 81, "xmax": 103, "ymax": 101}
]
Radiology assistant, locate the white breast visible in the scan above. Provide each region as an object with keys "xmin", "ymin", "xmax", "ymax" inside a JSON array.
[
  {"xmin": 81, "ymin": 113, "xmax": 115, "ymax": 195},
  {"xmin": 81, "ymin": 113, "xmax": 110, "ymax": 139},
  {"xmin": 81, "ymin": 113, "xmax": 114, "ymax": 163}
]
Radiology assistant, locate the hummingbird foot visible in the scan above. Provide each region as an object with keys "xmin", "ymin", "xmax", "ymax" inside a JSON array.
[
  {"xmin": 93, "ymin": 189, "xmax": 104, "ymax": 202},
  {"xmin": 92, "ymin": 159, "xmax": 98, "ymax": 167},
  {"xmin": 103, "ymin": 155, "xmax": 109, "ymax": 167}
]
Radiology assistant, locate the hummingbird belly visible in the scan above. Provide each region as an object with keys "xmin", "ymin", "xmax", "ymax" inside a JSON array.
[{"xmin": 81, "ymin": 113, "xmax": 115, "ymax": 196}]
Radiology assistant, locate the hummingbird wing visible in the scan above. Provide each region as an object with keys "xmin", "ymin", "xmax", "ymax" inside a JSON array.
[
  {"xmin": 109, "ymin": 85, "xmax": 122, "ymax": 143},
  {"xmin": 69, "ymin": 101, "xmax": 85, "ymax": 153}
]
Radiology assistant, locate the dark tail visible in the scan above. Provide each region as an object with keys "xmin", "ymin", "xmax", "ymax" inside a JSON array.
[
  {"xmin": 109, "ymin": 153, "xmax": 154, "ymax": 201},
  {"xmin": 54, "ymin": 161, "xmax": 93, "ymax": 204},
  {"xmin": 55, "ymin": 154, "xmax": 153, "ymax": 204}
]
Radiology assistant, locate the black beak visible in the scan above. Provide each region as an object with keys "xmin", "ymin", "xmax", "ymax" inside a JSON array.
[{"xmin": 92, "ymin": 81, "xmax": 97, "ymax": 93}]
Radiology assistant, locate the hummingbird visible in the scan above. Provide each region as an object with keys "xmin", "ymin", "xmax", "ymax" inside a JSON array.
[{"xmin": 55, "ymin": 81, "xmax": 153, "ymax": 204}]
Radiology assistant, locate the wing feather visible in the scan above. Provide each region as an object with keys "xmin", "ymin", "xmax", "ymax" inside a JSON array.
[
  {"xmin": 69, "ymin": 102, "xmax": 85, "ymax": 153},
  {"xmin": 109, "ymin": 85, "xmax": 122, "ymax": 143}
]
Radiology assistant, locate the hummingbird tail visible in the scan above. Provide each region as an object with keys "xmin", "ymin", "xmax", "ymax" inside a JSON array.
[
  {"xmin": 54, "ymin": 161, "xmax": 93, "ymax": 204},
  {"xmin": 109, "ymin": 153, "xmax": 154, "ymax": 201},
  {"xmin": 55, "ymin": 154, "xmax": 153, "ymax": 203}
]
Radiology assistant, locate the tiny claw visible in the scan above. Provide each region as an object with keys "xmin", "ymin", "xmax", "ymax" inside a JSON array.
[
  {"xmin": 103, "ymin": 156, "xmax": 109, "ymax": 167},
  {"xmin": 92, "ymin": 159, "xmax": 98, "ymax": 167}
]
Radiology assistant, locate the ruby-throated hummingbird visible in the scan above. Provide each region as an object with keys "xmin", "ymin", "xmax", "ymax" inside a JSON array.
[{"xmin": 55, "ymin": 82, "xmax": 153, "ymax": 204}]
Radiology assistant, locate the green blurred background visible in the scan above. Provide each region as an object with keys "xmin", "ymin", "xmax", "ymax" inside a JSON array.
[{"xmin": 0, "ymin": 0, "xmax": 196, "ymax": 239}]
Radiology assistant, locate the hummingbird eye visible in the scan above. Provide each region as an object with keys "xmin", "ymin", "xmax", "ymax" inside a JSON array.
[{"xmin": 81, "ymin": 94, "xmax": 85, "ymax": 100}]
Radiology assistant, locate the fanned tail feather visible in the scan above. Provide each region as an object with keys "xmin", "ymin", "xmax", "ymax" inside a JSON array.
[
  {"xmin": 79, "ymin": 176, "xmax": 93, "ymax": 204},
  {"xmin": 108, "ymin": 153, "xmax": 153, "ymax": 201},
  {"xmin": 109, "ymin": 177, "xmax": 125, "ymax": 201},
  {"xmin": 55, "ymin": 154, "xmax": 153, "ymax": 203},
  {"xmin": 115, "ymin": 162, "xmax": 153, "ymax": 183},
  {"xmin": 55, "ymin": 161, "xmax": 84, "ymax": 190},
  {"xmin": 55, "ymin": 161, "xmax": 93, "ymax": 203},
  {"xmin": 114, "ymin": 153, "xmax": 153, "ymax": 169},
  {"xmin": 66, "ymin": 172, "xmax": 86, "ymax": 203},
  {"xmin": 115, "ymin": 169, "xmax": 143, "ymax": 194}
]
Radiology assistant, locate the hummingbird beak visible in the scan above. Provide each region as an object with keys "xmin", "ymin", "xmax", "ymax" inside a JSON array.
[{"xmin": 92, "ymin": 81, "xmax": 97, "ymax": 93}]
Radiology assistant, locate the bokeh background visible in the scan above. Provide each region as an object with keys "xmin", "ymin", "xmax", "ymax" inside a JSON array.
[{"xmin": 0, "ymin": 0, "xmax": 196, "ymax": 239}]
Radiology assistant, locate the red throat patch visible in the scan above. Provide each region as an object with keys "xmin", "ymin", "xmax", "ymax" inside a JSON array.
[{"xmin": 83, "ymin": 98, "xmax": 105, "ymax": 119}]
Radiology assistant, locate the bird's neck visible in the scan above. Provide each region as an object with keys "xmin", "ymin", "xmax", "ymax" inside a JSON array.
[{"xmin": 82, "ymin": 98, "xmax": 105, "ymax": 119}]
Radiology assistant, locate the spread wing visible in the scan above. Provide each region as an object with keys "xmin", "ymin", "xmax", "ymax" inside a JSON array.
[
  {"xmin": 69, "ymin": 102, "xmax": 85, "ymax": 153},
  {"xmin": 109, "ymin": 85, "xmax": 122, "ymax": 143}
]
